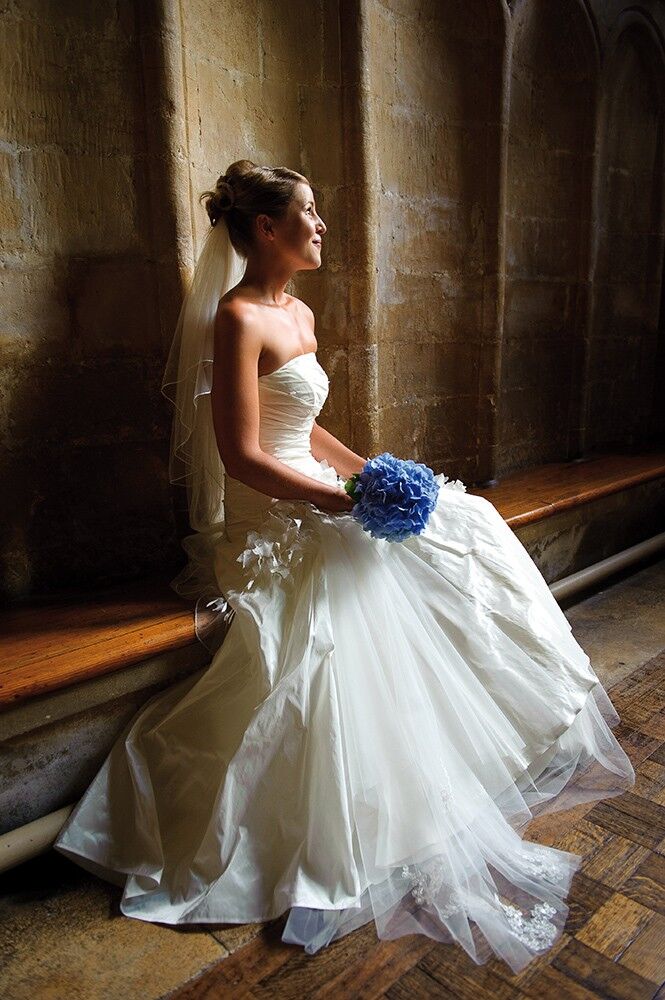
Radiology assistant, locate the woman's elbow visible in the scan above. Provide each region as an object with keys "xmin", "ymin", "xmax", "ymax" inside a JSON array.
[{"xmin": 222, "ymin": 447, "xmax": 263, "ymax": 481}]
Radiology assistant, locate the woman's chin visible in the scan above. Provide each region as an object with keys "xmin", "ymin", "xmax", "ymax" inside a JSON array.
[
  {"xmin": 294, "ymin": 250, "xmax": 322, "ymax": 271},
  {"xmin": 302, "ymin": 256, "xmax": 321, "ymax": 270}
]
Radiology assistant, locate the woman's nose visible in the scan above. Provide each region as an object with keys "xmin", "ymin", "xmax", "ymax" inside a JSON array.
[{"xmin": 317, "ymin": 217, "xmax": 327, "ymax": 234}]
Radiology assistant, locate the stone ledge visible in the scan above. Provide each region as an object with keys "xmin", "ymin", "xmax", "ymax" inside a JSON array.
[
  {"xmin": 0, "ymin": 642, "xmax": 210, "ymax": 744},
  {"xmin": 0, "ymin": 643, "xmax": 210, "ymax": 834}
]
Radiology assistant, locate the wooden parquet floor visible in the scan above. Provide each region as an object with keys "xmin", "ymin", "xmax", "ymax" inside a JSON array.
[{"xmin": 167, "ymin": 650, "xmax": 665, "ymax": 1000}]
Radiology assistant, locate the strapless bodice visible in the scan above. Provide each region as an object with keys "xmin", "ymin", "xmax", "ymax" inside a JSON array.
[{"xmin": 223, "ymin": 351, "xmax": 344, "ymax": 539}]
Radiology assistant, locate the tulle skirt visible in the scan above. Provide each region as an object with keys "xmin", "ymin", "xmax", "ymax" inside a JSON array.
[{"xmin": 53, "ymin": 475, "xmax": 635, "ymax": 973}]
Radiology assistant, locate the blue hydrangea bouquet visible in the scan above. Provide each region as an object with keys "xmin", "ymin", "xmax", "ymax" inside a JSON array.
[{"xmin": 343, "ymin": 452, "xmax": 440, "ymax": 542}]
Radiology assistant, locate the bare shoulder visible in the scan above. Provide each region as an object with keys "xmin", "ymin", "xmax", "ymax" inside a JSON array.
[
  {"xmin": 215, "ymin": 296, "xmax": 261, "ymax": 340},
  {"xmin": 213, "ymin": 298, "xmax": 265, "ymax": 389},
  {"xmin": 216, "ymin": 293, "xmax": 261, "ymax": 328}
]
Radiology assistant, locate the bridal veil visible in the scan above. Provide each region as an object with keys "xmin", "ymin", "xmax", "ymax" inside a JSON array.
[{"xmin": 160, "ymin": 216, "xmax": 246, "ymax": 645}]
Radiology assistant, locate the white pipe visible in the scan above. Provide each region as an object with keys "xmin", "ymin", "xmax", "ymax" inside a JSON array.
[
  {"xmin": 2, "ymin": 530, "xmax": 664, "ymax": 875},
  {"xmin": 549, "ymin": 530, "xmax": 665, "ymax": 601},
  {"xmin": 1, "ymin": 804, "xmax": 73, "ymax": 872}
]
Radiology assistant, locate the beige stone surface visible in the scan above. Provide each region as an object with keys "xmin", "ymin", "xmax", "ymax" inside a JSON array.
[
  {"xmin": 565, "ymin": 558, "xmax": 665, "ymax": 690},
  {"xmin": 0, "ymin": 852, "xmax": 229, "ymax": 1000}
]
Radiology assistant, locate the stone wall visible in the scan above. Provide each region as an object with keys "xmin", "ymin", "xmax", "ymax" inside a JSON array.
[
  {"xmin": 179, "ymin": 0, "xmax": 356, "ymax": 443},
  {"xmin": 502, "ymin": 0, "xmax": 597, "ymax": 471},
  {"xmin": 365, "ymin": 0, "xmax": 504, "ymax": 482},
  {"xmin": 587, "ymin": 16, "xmax": 665, "ymax": 451},
  {"xmin": 498, "ymin": 0, "xmax": 665, "ymax": 473},
  {"xmin": 0, "ymin": 1, "xmax": 181, "ymax": 600},
  {"xmin": 1, "ymin": 0, "xmax": 664, "ymax": 601}
]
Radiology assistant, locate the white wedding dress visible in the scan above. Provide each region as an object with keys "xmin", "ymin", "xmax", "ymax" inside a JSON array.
[{"xmin": 54, "ymin": 350, "xmax": 635, "ymax": 972}]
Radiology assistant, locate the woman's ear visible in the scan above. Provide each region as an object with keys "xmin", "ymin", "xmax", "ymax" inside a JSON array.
[{"xmin": 256, "ymin": 213, "xmax": 275, "ymax": 241}]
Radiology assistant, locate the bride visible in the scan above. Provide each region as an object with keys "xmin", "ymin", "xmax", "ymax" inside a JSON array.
[{"xmin": 54, "ymin": 159, "xmax": 635, "ymax": 973}]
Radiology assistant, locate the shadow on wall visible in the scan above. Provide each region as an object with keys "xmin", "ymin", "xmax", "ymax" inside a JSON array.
[
  {"xmin": 498, "ymin": 0, "xmax": 665, "ymax": 478},
  {"xmin": 500, "ymin": 0, "xmax": 599, "ymax": 474},
  {"xmin": 586, "ymin": 17, "xmax": 665, "ymax": 453},
  {"xmin": 1, "ymin": 312, "xmax": 181, "ymax": 602},
  {"xmin": 0, "ymin": 0, "xmax": 183, "ymax": 602}
]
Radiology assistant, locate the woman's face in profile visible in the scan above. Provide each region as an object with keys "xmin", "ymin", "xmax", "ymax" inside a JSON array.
[{"xmin": 274, "ymin": 182, "xmax": 327, "ymax": 270}]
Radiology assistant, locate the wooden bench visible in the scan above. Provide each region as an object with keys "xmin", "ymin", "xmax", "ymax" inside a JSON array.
[
  {"xmin": 479, "ymin": 450, "xmax": 665, "ymax": 528},
  {"xmin": 1, "ymin": 576, "xmax": 197, "ymax": 709},
  {"xmin": 2, "ymin": 448, "xmax": 664, "ymax": 711}
]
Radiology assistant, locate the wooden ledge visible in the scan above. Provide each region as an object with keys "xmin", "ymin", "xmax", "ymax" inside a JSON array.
[
  {"xmin": 1, "ymin": 576, "xmax": 196, "ymax": 709},
  {"xmin": 473, "ymin": 449, "xmax": 665, "ymax": 528},
  {"xmin": 1, "ymin": 449, "xmax": 663, "ymax": 711}
]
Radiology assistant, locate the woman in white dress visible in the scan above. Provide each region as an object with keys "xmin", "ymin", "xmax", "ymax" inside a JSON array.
[{"xmin": 54, "ymin": 159, "xmax": 635, "ymax": 973}]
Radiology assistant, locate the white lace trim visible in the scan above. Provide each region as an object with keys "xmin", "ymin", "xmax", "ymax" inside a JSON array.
[
  {"xmin": 518, "ymin": 846, "xmax": 567, "ymax": 883},
  {"xmin": 400, "ymin": 860, "xmax": 461, "ymax": 915},
  {"xmin": 399, "ymin": 842, "xmax": 563, "ymax": 952},
  {"xmin": 493, "ymin": 894, "xmax": 559, "ymax": 950}
]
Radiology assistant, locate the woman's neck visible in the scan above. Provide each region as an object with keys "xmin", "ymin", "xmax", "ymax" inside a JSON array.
[{"xmin": 238, "ymin": 257, "xmax": 294, "ymax": 306}]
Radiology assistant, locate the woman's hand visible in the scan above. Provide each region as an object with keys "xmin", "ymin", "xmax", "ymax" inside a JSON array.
[{"xmin": 317, "ymin": 487, "xmax": 356, "ymax": 514}]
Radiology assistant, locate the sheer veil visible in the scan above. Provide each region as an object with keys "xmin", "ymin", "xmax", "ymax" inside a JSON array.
[{"xmin": 161, "ymin": 216, "xmax": 247, "ymax": 649}]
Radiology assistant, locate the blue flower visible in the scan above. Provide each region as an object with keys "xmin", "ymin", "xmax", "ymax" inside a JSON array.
[{"xmin": 345, "ymin": 452, "xmax": 440, "ymax": 542}]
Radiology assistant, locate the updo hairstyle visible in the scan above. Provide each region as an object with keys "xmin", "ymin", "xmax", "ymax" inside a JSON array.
[{"xmin": 199, "ymin": 159, "xmax": 309, "ymax": 257}]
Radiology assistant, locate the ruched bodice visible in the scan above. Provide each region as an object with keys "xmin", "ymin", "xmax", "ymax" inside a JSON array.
[{"xmin": 223, "ymin": 351, "xmax": 344, "ymax": 539}]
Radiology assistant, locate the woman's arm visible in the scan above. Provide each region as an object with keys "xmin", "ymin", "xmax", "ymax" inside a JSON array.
[{"xmin": 310, "ymin": 420, "xmax": 367, "ymax": 479}]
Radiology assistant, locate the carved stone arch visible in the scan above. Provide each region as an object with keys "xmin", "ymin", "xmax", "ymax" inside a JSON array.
[
  {"xmin": 585, "ymin": 11, "xmax": 665, "ymax": 451},
  {"xmin": 499, "ymin": 0, "xmax": 598, "ymax": 474},
  {"xmin": 509, "ymin": 0, "xmax": 601, "ymax": 70}
]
